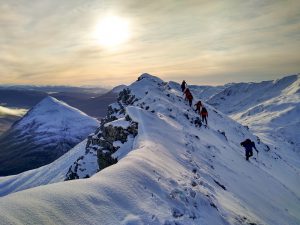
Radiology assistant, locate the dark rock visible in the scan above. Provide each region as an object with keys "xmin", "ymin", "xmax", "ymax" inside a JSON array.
[
  {"xmin": 213, "ymin": 179, "xmax": 226, "ymax": 190},
  {"xmin": 172, "ymin": 208, "xmax": 184, "ymax": 218}
]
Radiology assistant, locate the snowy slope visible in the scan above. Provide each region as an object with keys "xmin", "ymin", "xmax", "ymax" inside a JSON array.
[
  {"xmin": 0, "ymin": 140, "xmax": 87, "ymax": 197},
  {"xmin": 111, "ymin": 84, "xmax": 127, "ymax": 94},
  {"xmin": 0, "ymin": 74, "xmax": 299, "ymax": 225},
  {"xmin": 168, "ymin": 81, "xmax": 226, "ymax": 101},
  {"xmin": 207, "ymin": 75, "xmax": 300, "ymax": 156},
  {"xmin": 0, "ymin": 97, "xmax": 99, "ymax": 176}
]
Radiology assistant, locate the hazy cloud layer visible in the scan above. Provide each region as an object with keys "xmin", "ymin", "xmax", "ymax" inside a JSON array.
[
  {"xmin": 0, "ymin": 0, "xmax": 300, "ymax": 85},
  {"xmin": 0, "ymin": 106, "xmax": 27, "ymax": 117}
]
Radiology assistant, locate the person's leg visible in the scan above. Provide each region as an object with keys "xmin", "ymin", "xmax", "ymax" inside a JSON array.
[
  {"xmin": 245, "ymin": 150, "xmax": 250, "ymax": 160},
  {"xmin": 205, "ymin": 116, "xmax": 207, "ymax": 125},
  {"xmin": 249, "ymin": 150, "xmax": 253, "ymax": 159}
]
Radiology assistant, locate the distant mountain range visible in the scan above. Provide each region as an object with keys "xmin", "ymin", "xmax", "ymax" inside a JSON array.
[
  {"xmin": 0, "ymin": 85, "xmax": 108, "ymax": 94},
  {"xmin": 0, "ymin": 85, "xmax": 126, "ymax": 134},
  {"xmin": 207, "ymin": 74, "xmax": 300, "ymax": 154},
  {"xmin": 0, "ymin": 97, "xmax": 99, "ymax": 176}
]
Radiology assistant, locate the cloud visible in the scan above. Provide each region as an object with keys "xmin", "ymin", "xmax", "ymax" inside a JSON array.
[
  {"xmin": 0, "ymin": 106, "xmax": 27, "ymax": 117},
  {"xmin": 0, "ymin": 0, "xmax": 299, "ymax": 85}
]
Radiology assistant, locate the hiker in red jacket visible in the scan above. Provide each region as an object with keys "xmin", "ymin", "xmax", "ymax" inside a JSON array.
[
  {"xmin": 184, "ymin": 88, "xmax": 193, "ymax": 107},
  {"xmin": 194, "ymin": 100, "xmax": 202, "ymax": 114},
  {"xmin": 200, "ymin": 106, "xmax": 208, "ymax": 125}
]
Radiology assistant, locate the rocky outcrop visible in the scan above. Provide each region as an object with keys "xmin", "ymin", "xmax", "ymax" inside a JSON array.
[{"xmin": 65, "ymin": 89, "xmax": 139, "ymax": 180}]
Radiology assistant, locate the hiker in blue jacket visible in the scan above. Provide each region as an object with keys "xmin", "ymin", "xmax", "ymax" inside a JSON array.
[{"xmin": 240, "ymin": 139, "xmax": 258, "ymax": 161}]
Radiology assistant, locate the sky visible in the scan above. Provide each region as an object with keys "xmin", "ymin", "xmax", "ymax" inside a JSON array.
[{"xmin": 0, "ymin": 0, "xmax": 300, "ymax": 86}]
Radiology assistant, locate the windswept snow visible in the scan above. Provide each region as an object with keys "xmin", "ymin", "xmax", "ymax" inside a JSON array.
[
  {"xmin": 105, "ymin": 117, "xmax": 131, "ymax": 129},
  {"xmin": 0, "ymin": 74, "xmax": 299, "ymax": 225},
  {"xmin": 0, "ymin": 140, "xmax": 87, "ymax": 197}
]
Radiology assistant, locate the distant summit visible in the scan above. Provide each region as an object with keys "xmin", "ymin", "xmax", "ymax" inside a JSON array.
[{"xmin": 0, "ymin": 96, "xmax": 99, "ymax": 176}]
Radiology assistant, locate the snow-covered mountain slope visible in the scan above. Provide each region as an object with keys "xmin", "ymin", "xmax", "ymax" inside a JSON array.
[
  {"xmin": 0, "ymin": 140, "xmax": 87, "ymax": 197},
  {"xmin": 207, "ymin": 75, "xmax": 300, "ymax": 156},
  {"xmin": 0, "ymin": 74, "xmax": 299, "ymax": 225},
  {"xmin": 168, "ymin": 81, "xmax": 226, "ymax": 101},
  {"xmin": 111, "ymin": 84, "xmax": 127, "ymax": 94},
  {"xmin": 189, "ymin": 85, "xmax": 228, "ymax": 101},
  {"xmin": 0, "ymin": 97, "xmax": 99, "ymax": 176}
]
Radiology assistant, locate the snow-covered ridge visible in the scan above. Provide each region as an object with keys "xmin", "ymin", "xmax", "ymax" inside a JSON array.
[
  {"xmin": 0, "ymin": 74, "xmax": 299, "ymax": 225},
  {"xmin": 111, "ymin": 84, "xmax": 127, "ymax": 94}
]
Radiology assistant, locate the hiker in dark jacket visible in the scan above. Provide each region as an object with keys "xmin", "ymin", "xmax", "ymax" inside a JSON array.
[
  {"xmin": 194, "ymin": 100, "xmax": 202, "ymax": 114},
  {"xmin": 181, "ymin": 80, "xmax": 187, "ymax": 92},
  {"xmin": 200, "ymin": 106, "xmax": 208, "ymax": 125},
  {"xmin": 240, "ymin": 139, "xmax": 258, "ymax": 161},
  {"xmin": 184, "ymin": 88, "xmax": 193, "ymax": 107}
]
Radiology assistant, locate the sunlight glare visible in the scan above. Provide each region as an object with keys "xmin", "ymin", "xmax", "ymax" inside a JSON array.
[{"xmin": 94, "ymin": 15, "xmax": 130, "ymax": 48}]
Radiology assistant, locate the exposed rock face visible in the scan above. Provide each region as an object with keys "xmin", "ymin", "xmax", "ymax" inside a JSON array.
[{"xmin": 65, "ymin": 89, "xmax": 139, "ymax": 180}]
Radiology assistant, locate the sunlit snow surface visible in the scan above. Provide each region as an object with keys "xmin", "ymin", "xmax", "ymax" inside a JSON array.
[{"xmin": 0, "ymin": 74, "xmax": 299, "ymax": 225}]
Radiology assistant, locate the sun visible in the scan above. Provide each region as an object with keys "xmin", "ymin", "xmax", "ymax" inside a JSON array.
[{"xmin": 94, "ymin": 15, "xmax": 130, "ymax": 48}]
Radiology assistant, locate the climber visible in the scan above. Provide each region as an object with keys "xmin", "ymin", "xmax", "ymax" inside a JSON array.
[
  {"xmin": 240, "ymin": 139, "xmax": 259, "ymax": 161},
  {"xmin": 200, "ymin": 106, "xmax": 208, "ymax": 125},
  {"xmin": 184, "ymin": 88, "xmax": 193, "ymax": 107},
  {"xmin": 194, "ymin": 100, "xmax": 202, "ymax": 114},
  {"xmin": 181, "ymin": 80, "xmax": 187, "ymax": 92}
]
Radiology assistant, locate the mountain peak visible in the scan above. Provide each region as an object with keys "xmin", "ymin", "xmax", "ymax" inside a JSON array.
[
  {"xmin": 38, "ymin": 96, "xmax": 60, "ymax": 104},
  {"xmin": 0, "ymin": 96, "xmax": 99, "ymax": 176},
  {"xmin": 137, "ymin": 73, "xmax": 163, "ymax": 83},
  {"xmin": 33, "ymin": 96, "xmax": 76, "ymax": 111},
  {"xmin": 18, "ymin": 96, "xmax": 93, "ymax": 126}
]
